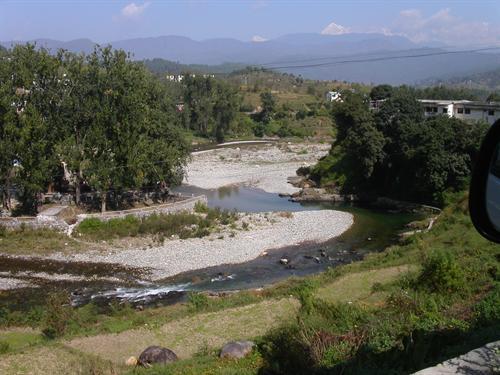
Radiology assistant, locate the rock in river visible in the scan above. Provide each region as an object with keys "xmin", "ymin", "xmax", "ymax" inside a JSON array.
[
  {"xmin": 220, "ymin": 340, "xmax": 255, "ymax": 359},
  {"xmin": 138, "ymin": 346, "xmax": 178, "ymax": 367}
]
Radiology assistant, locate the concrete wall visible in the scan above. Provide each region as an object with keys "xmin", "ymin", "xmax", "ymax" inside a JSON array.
[
  {"xmin": 0, "ymin": 216, "xmax": 69, "ymax": 232},
  {"xmin": 75, "ymin": 195, "xmax": 207, "ymax": 223},
  {"xmin": 0, "ymin": 195, "xmax": 208, "ymax": 232}
]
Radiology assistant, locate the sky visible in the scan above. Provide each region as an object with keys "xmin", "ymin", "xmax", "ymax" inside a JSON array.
[{"xmin": 1, "ymin": 0, "xmax": 499, "ymax": 46}]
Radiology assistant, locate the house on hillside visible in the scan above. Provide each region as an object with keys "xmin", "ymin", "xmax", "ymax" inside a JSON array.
[
  {"xmin": 370, "ymin": 98, "xmax": 500, "ymax": 125},
  {"xmin": 420, "ymin": 100, "xmax": 500, "ymax": 125},
  {"xmin": 326, "ymin": 91, "xmax": 342, "ymax": 102}
]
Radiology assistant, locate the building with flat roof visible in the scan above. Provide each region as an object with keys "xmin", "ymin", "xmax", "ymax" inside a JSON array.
[{"xmin": 370, "ymin": 99, "xmax": 500, "ymax": 125}]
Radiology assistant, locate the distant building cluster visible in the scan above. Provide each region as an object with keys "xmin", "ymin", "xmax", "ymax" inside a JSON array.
[
  {"xmin": 165, "ymin": 73, "xmax": 215, "ymax": 82},
  {"xmin": 369, "ymin": 99, "xmax": 500, "ymax": 125}
]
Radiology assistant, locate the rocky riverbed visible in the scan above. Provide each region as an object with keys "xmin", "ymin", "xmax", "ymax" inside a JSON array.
[
  {"xmin": 47, "ymin": 210, "xmax": 353, "ymax": 280},
  {"xmin": 184, "ymin": 142, "xmax": 330, "ymax": 194},
  {"xmin": 1, "ymin": 142, "xmax": 357, "ymax": 291}
]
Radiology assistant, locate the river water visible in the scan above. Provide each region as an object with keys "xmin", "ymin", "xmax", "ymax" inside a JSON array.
[{"xmin": 67, "ymin": 185, "xmax": 421, "ymax": 307}]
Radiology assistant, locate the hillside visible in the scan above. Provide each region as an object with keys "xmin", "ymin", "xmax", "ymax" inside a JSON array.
[
  {"xmin": 423, "ymin": 66, "xmax": 500, "ymax": 91},
  {"xmin": 3, "ymin": 34, "xmax": 500, "ymax": 84}
]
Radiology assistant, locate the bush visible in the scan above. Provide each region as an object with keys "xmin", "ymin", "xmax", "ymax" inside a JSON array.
[
  {"xmin": 194, "ymin": 201, "xmax": 209, "ymax": 213},
  {"xmin": 417, "ymin": 249, "xmax": 467, "ymax": 293},
  {"xmin": 42, "ymin": 291, "xmax": 73, "ymax": 339},
  {"xmin": 475, "ymin": 283, "xmax": 500, "ymax": 324},
  {"xmin": 188, "ymin": 292, "xmax": 209, "ymax": 312},
  {"xmin": 0, "ymin": 341, "xmax": 10, "ymax": 354}
]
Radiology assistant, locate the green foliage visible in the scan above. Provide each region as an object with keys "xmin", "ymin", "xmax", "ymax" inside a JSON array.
[
  {"xmin": 42, "ymin": 291, "xmax": 73, "ymax": 339},
  {"xmin": 487, "ymin": 92, "xmax": 500, "ymax": 102},
  {"xmin": 260, "ymin": 193, "xmax": 500, "ymax": 374},
  {"xmin": 417, "ymin": 249, "xmax": 467, "ymax": 293},
  {"xmin": 258, "ymin": 91, "xmax": 276, "ymax": 124},
  {"xmin": 193, "ymin": 201, "xmax": 209, "ymax": 213},
  {"xmin": 0, "ymin": 45, "xmax": 190, "ymax": 212},
  {"xmin": 187, "ymin": 292, "xmax": 210, "ymax": 312},
  {"xmin": 474, "ymin": 283, "xmax": 500, "ymax": 324},
  {"xmin": 370, "ymin": 84, "xmax": 393, "ymax": 100},
  {"xmin": 182, "ymin": 75, "xmax": 239, "ymax": 142},
  {"xmin": 312, "ymin": 88, "xmax": 488, "ymax": 204},
  {"xmin": 0, "ymin": 341, "xmax": 10, "ymax": 354},
  {"xmin": 75, "ymin": 207, "xmax": 238, "ymax": 241}
]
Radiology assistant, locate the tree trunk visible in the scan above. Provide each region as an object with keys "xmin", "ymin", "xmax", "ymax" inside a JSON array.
[
  {"xmin": 101, "ymin": 193, "xmax": 106, "ymax": 213},
  {"xmin": 75, "ymin": 168, "xmax": 83, "ymax": 206},
  {"xmin": 75, "ymin": 182, "xmax": 81, "ymax": 206},
  {"xmin": 3, "ymin": 174, "xmax": 12, "ymax": 211}
]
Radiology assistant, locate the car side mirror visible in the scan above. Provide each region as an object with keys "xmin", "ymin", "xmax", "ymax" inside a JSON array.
[{"xmin": 469, "ymin": 119, "xmax": 500, "ymax": 243}]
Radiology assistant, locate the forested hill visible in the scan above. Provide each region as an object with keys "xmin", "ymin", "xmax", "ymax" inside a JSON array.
[
  {"xmin": 142, "ymin": 58, "xmax": 245, "ymax": 75},
  {"xmin": 422, "ymin": 66, "xmax": 500, "ymax": 91}
]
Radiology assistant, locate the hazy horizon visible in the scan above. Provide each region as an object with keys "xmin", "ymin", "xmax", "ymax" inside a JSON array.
[{"xmin": 1, "ymin": 0, "xmax": 499, "ymax": 47}]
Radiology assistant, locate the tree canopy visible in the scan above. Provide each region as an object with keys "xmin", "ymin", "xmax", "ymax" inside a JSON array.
[
  {"xmin": 0, "ymin": 45, "xmax": 190, "ymax": 213},
  {"xmin": 311, "ymin": 90, "xmax": 488, "ymax": 205}
]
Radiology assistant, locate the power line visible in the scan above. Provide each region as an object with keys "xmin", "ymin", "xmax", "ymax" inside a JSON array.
[{"xmin": 260, "ymin": 46, "xmax": 500, "ymax": 70}]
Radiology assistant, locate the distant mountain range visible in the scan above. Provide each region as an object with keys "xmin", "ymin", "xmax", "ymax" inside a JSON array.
[{"xmin": 2, "ymin": 33, "xmax": 500, "ymax": 85}]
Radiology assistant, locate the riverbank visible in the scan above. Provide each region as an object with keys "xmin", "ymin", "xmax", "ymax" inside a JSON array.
[
  {"xmin": 185, "ymin": 142, "xmax": 330, "ymax": 194},
  {"xmin": 47, "ymin": 210, "xmax": 353, "ymax": 281}
]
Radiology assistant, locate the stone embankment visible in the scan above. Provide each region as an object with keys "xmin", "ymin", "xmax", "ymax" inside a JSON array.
[{"xmin": 0, "ymin": 196, "xmax": 207, "ymax": 233}]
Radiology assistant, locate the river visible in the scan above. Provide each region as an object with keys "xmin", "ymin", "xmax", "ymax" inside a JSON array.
[{"xmin": 68, "ymin": 185, "xmax": 421, "ymax": 307}]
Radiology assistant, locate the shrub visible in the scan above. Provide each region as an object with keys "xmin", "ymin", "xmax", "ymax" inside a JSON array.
[
  {"xmin": 475, "ymin": 283, "xmax": 500, "ymax": 324},
  {"xmin": 188, "ymin": 292, "xmax": 209, "ymax": 312},
  {"xmin": 0, "ymin": 224, "xmax": 6, "ymax": 237},
  {"xmin": 42, "ymin": 291, "xmax": 73, "ymax": 339},
  {"xmin": 417, "ymin": 249, "xmax": 466, "ymax": 293},
  {"xmin": 0, "ymin": 341, "xmax": 10, "ymax": 354},
  {"xmin": 194, "ymin": 201, "xmax": 209, "ymax": 213}
]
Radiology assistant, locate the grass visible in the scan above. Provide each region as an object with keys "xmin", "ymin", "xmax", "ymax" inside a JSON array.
[
  {"xmin": 0, "ymin": 192, "xmax": 498, "ymax": 374},
  {"xmin": 258, "ymin": 192, "xmax": 500, "ymax": 374},
  {"xmin": 0, "ymin": 226, "xmax": 82, "ymax": 255},
  {"xmin": 65, "ymin": 298, "xmax": 299, "ymax": 363},
  {"xmin": 315, "ymin": 265, "xmax": 417, "ymax": 307},
  {"xmin": 74, "ymin": 206, "xmax": 238, "ymax": 242},
  {"xmin": 129, "ymin": 351, "xmax": 263, "ymax": 375},
  {"xmin": 0, "ymin": 328, "xmax": 44, "ymax": 354},
  {"xmin": 0, "ymin": 344, "xmax": 123, "ymax": 375}
]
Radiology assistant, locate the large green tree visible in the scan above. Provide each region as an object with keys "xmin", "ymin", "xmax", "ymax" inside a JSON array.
[{"xmin": 312, "ymin": 88, "xmax": 488, "ymax": 205}]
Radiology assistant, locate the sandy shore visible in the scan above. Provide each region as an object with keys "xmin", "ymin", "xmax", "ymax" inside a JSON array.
[
  {"xmin": 185, "ymin": 142, "xmax": 330, "ymax": 194},
  {"xmin": 48, "ymin": 210, "xmax": 353, "ymax": 280}
]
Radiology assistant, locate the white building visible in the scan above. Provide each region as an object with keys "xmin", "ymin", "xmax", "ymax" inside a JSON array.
[
  {"xmin": 370, "ymin": 99, "xmax": 500, "ymax": 125},
  {"xmin": 326, "ymin": 91, "xmax": 342, "ymax": 102},
  {"xmin": 420, "ymin": 100, "xmax": 500, "ymax": 125}
]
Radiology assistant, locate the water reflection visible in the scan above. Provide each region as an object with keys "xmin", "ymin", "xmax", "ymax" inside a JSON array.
[{"xmin": 171, "ymin": 184, "xmax": 323, "ymax": 212}]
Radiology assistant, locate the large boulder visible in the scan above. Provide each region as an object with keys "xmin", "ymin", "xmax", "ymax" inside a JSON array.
[
  {"xmin": 219, "ymin": 340, "xmax": 255, "ymax": 359},
  {"xmin": 138, "ymin": 346, "xmax": 178, "ymax": 367}
]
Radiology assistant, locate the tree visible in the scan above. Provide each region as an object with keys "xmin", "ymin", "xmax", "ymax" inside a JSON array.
[
  {"xmin": 331, "ymin": 92, "xmax": 386, "ymax": 191},
  {"xmin": 0, "ymin": 45, "xmax": 190, "ymax": 213},
  {"xmin": 182, "ymin": 75, "xmax": 239, "ymax": 142},
  {"xmin": 259, "ymin": 91, "xmax": 276, "ymax": 124},
  {"xmin": 311, "ymin": 88, "xmax": 488, "ymax": 205},
  {"xmin": 370, "ymin": 84, "xmax": 393, "ymax": 100},
  {"xmin": 1, "ymin": 45, "xmax": 61, "ymax": 214},
  {"xmin": 487, "ymin": 92, "xmax": 500, "ymax": 102}
]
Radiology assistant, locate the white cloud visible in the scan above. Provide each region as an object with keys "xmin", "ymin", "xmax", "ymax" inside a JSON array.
[
  {"xmin": 321, "ymin": 22, "xmax": 350, "ymax": 36},
  {"xmin": 121, "ymin": 2, "xmax": 150, "ymax": 18},
  {"xmin": 392, "ymin": 8, "xmax": 500, "ymax": 46},
  {"xmin": 251, "ymin": 35, "xmax": 268, "ymax": 42}
]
